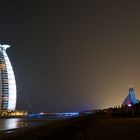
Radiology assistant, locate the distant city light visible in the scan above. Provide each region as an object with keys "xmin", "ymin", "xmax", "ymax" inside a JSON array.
[
  {"xmin": 39, "ymin": 112, "xmax": 44, "ymax": 115},
  {"xmin": 56, "ymin": 112, "xmax": 79, "ymax": 116}
]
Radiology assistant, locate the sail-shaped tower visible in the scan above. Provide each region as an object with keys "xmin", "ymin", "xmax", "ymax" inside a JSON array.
[
  {"xmin": 0, "ymin": 45, "xmax": 16, "ymax": 110},
  {"xmin": 122, "ymin": 88, "xmax": 139, "ymax": 107}
]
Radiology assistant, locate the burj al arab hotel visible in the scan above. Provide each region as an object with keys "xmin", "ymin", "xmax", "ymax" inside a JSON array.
[{"xmin": 0, "ymin": 45, "xmax": 16, "ymax": 110}]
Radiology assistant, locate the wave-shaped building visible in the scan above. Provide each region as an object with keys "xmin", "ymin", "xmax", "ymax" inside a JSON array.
[
  {"xmin": 0, "ymin": 45, "xmax": 16, "ymax": 110},
  {"xmin": 122, "ymin": 88, "xmax": 139, "ymax": 107}
]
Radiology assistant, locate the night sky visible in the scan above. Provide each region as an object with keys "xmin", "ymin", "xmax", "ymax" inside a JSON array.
[{"xmin": 0, "ymin": 0, "xmax": 140, "ymax": 113}]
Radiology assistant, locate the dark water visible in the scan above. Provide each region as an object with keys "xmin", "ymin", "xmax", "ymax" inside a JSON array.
[
  {"xmin": 0, "ymin": 115, "xmax": 78, "ymax": 131},
  {"xmin": 0, "ymin": 117, "xmax": 59, "ymax": 131},
  {"xmin": 0, "ymin": 118, "xmax": 28, "ymax": 131}
]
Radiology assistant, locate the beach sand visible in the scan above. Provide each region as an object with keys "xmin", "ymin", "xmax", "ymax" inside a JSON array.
[{"xmin": 79, "ymin": 117, "xmax": 140, "ymax": 140}]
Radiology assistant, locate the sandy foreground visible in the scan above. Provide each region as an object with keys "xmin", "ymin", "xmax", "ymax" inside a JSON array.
[
  {"xmin": 0, "ymin": 115, "xmax": 140, "ymax": 140},
  {"xmin": 82, "ymin": 117, "xmax": 140, "ymax": 140}
]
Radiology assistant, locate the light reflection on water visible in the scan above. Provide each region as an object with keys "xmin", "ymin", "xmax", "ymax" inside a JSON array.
[
  {"xmin": 0, "ymin": 115, "xmax": 79, "ymax": 131},
  {"xmin": 0, "ymin": 118, "xmax": 28, "ymax": 131},
  {"xmin": 0, "ymin": 117, "xmax": 59, "ymax": 131}
]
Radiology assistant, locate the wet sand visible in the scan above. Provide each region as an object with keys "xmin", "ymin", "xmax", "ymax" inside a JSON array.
[{"xmin": 1, "ymin": 115, "xmax": 140, "ymax": 140}]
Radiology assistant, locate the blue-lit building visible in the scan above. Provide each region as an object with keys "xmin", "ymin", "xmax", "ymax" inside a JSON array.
[
  {"xmin": 0, "ymin": 45, "xmax": 16, "ymax": 110},
  {"xmin": 122, "ymin": 88, "xmax": 139, "ymax": 107}
]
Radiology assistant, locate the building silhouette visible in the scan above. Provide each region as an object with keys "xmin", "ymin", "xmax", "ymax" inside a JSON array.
[
  {"xmin": 0, "ymin": 45, "xmax": 16, "ymax": 110},
  {"xmin": 122, "ymin": 88, "xmax": 139, "ymax": 107}
]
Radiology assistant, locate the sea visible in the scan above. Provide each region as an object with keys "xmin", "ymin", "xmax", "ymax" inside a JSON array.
[{"xmin": 0, "ymin": 113, "xmax": 80, "ymax": 131}]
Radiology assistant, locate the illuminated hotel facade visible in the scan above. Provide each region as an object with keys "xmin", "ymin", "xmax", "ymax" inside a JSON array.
[{"xmin": 0, "ymin": 45, "xmax": 16, "ymax": 110}]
